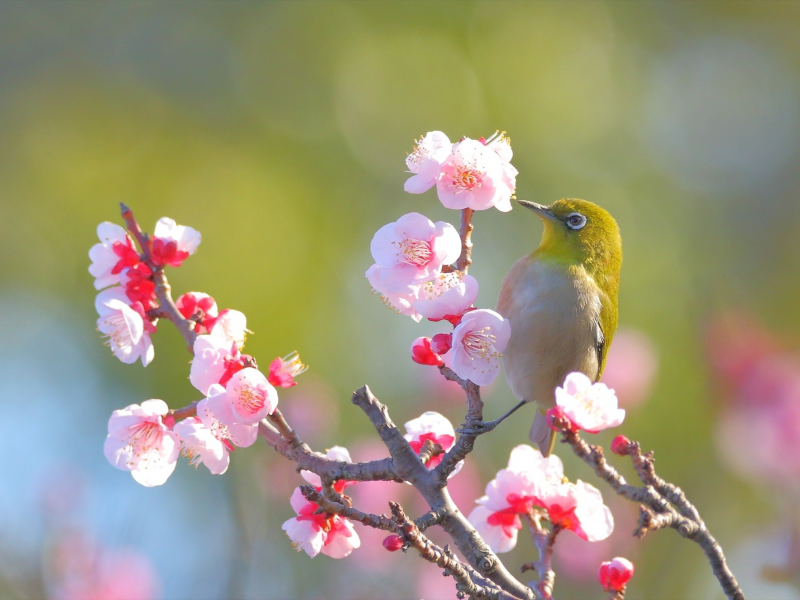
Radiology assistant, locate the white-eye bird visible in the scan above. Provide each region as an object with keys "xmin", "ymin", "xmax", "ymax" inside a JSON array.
[{"xmin": 496, "ymin": 198, "xmax": 622, "ymax": 456}]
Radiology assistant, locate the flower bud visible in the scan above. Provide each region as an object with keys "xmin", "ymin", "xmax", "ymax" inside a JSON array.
[
  {"xmin": 410, "ymin": 337, "xmax": 444, "ymax": 367},
  {"xmin": 545, "ymin": 406, "xmax": 576, "ymax": 432},
  {"xmin": 382, "ymin": 534, "xmax": 404, "ymax": 552},
  {"xmin": 598, "ymin": 557, "xmax": 634, "ymax": 592},
  {"xmin": 268, "ymin": 352, "xmax": 309, "ymax": 388},
  {"xmin": 430, "ymin": 333, "xmax": 452, "ymax": 355},
  {"xmin": 610, "ymin": 435, "xmax": 632, "ymax": 456}
]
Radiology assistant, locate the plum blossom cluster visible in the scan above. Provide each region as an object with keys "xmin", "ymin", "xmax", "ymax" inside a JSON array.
[
  {"xmin": 468, "ymin": 445, "xmax": 614, "ymax": 554},
  {"xmin": 93, "ymin": 213, "xmax": 307, "ymax": 487},
  {"xmin": 405, "ymin": 130, "xmax": 517, "ymax": 212},
  {"xmin": 366, "ymin": 130, "xmax": 519, "ymax": 387}
]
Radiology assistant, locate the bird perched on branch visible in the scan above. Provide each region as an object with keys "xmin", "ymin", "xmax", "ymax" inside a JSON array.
[{"xmin": 496, "ymin": 199, "xmax": 622, "ymax": 456}]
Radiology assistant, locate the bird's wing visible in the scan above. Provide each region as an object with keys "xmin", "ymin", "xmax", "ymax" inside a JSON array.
[{"xmin": 595, "ymin": 288, "xmax": 618, "ymax": 380}]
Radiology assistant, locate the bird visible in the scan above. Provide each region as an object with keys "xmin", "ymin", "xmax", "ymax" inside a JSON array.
[{"xmin": 495, "ymin": 198, "xmax": 622, "ymax": 457}]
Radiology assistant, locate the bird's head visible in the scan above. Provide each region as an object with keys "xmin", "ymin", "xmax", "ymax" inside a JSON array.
[{"xmin": 519, "ymin": 198, "xmax": 622, "ymax": 277}]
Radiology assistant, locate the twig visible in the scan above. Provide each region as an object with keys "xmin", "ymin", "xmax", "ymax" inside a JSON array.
[
  {"xmin": 435, "ymin": 367, "xmax": 484, "ymax": 481},
  {"xmin": 456, "ymin": 208, "xmax": 475, "ymax": 274},
  {"xmin": 549, "ymin": 414, "xmax": 744, "ymax": 600},
  {"xmin": 521, "ymin": 512, "xmax": 561, "ymax": 600}
]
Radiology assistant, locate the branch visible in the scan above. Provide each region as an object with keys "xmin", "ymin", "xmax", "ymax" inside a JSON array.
[
  {"xmin": 521, "ymin": 512, "xmax": 561, "ymax": 600},
  {"xmin": 434, "ymin": 367, "xmax": 485, "ymax": 481},
  {"xmin": 550, "ymin": 416, "xmax": 744, "ymax": 600},
  {"xmin": 456, "ymin": 208, "xmax": 475, "ymax": 274}
]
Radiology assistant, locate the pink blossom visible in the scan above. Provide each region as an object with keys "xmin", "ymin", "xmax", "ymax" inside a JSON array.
[
  {"xmin": 485, "ymin": 132, "xmax": 517, "ymax": 212},
  {"xmin": 301, "ymin": 446, "xmax": 356, "ymax": 493},
  {"xmin": 207, "ymin": 309, "xmax": 248, "ymax": 347},
  {"xmin": 189, "ymin": 333, "xmax": 249, "ymax": 395},
  {"xmin": 119, "ymin": 263, "xmax": 157, "ymax": 311},
  {"xmin": 410, "ymin": 337, "xmax": 444, "ymax": 367},
  {"xmin": 404, "ymin": 411, "xmax": 459, "ymax": 472},
  {"xmin": 437, "ymin": 138, "xmax": 509, "ymax": 212},
  {"xmin": 555, "ymin": 372, "xmax": 625, "ymax": 433},
  {"xmin": 88, "ymin": 222, "xmax": 141, "ymax": 290},
  {"xmin": 282, "ymin": 487, "xmax": 361, "ymax": 558},
  {"xmin": 467, "ymin": 445, "xmax": 563, "ymax": 553},
  {"xmin": 150, "ymin": 217, "xmax": 201, "ymax": 267},
  {"xmin": 369, "ymin": 212, "xmax": 461, "ymax": 292},
  {"xmin": 268, "ymin": 351, "xmax": 309, "ymax": 388},
  {"xmin": 537, "ymin": 479, "xmax": 614, "ymax": 542},
  {"xmin": 173, "ymin": 391, "xmax": 258, "ymax": 475},
  {"xmin": 451, "ymin": 309, "xmax": 511, "ymax": 386},
  {"xmin": 366, "ymin": 264, "xmax": 422, "ymax": 322},
  {"xmin": 175, "ymin": 292, "xmax": 218, "ymax": 334},
  {"xmin": 404, "ymin": 131, "xmax": 452, "ymax": 194},
  {"xmin": 430, "ymin": 333, "xmax": 452, "ymax": 355},
  {"xmin": 600, "ymin": 328, "xmax": 658, "ymax": 408},
  {"xmin": 95, "ymin": 287, "xmax": 155, "ymax": 367},
  {"xmin": 414, "ymin": 272, "xmax": 479, "ymax": 322},
  {"xmin": 223, "ymin": 367, "xmax": 278, "ymax": 425},
  {"xmin": 598, "ymin": 557, "xmax": 635, "ymax": 592},
  {"xmin": 103, "ymin": 399, "xmax": 179, "ymax": 487}
]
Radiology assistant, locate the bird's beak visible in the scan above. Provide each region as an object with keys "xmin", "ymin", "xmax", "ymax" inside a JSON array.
[{"xmin": 517, "ymin": 200, "xmax": 557, "ymax": 221}]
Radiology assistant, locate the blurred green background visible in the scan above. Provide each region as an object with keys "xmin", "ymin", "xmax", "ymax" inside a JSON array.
[{"xmin": 2, "ymin": 1, "xmax": 800, "ymax": 599}]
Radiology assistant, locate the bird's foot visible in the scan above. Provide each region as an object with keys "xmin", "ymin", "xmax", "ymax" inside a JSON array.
[
  {"xmin": 455, "ymin": 400, "xmax": 529, "ymax": 437},
  {"xmin": 456, "ymin": 418, "xmax": 504, "ymax": 436}
]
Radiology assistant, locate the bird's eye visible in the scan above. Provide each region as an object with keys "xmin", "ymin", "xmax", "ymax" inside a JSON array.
[{"xmin": 566, "ymin": 212, "xmax": 587, "ymax": 230}]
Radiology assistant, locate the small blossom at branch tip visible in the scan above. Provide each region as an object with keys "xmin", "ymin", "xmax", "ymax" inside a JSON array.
[
  {"xmin": 150, "ymin": 217, "xmax": 201, "ymax": 267},
  {"xmin": 414, "ymin": 272, "xmax": 479, "ymax": 322},
  {"xmin": 383, "ymin": 534, "xmax": 404, "ymax": 552},
  {"xmin": 451, "ymin": 309, "xmax": 511, "ymax": 386},
  {"xmin": 537, "ymin": 480, "xmax": 615, "ymax": 542},
  {"xmin": 404, "ymin": 412, "xmax": 460, "ymax": 473},
  {"xmin": 411, "ymin": 337, "xmax": 444, "ymax": 367},
  {"xmin": 89, "ymin": 222, "xmax": 142, "ymax": 290},
  {"xmin": 365, "ymin": 264, "xmax": 422, "ymax": 322},
  {"xmin": 95, "ymin": 287, "xmax": 155, "ymax": 366},
  {"xmin": 175, "ymin": 292, "xmax": 218, "ymax": 334},
  {"xmin": 598, "ymin": 557, "xmax": 634, "ymax": 592},
  {"xmin": 555, "ymin": 372, "xmax": 625, "ymax": 433},
  {"xmin": 301, "ymin": 446, "xmax": 356, "ymax": 492},
  {"xmin": 268, "ymin": 352, "xmax": 309, "ymax": 388},
  {"xmin": 430, "ymin": 333, "xmax": 452, "ymax": 355},
  {"xmin": 546, "ymin": 406, "xmax": 577, "ymax": 433},
  {"xmin": 610, "ymin": 435, "xmax": 632, "ymax": 456},
  {"xmin": 282, "ymin": 487, "xmax": 361, "ymax": 558},
  {"xmin": 436, "ymin": 136, "xmax": 515, "ymax": 212},
  {"xmin": 369, "ymin": 213, "xmax": 461, "ymax": 292},
  {"xmin": 404, "ymin": 131, "xmax": 452, "ymax": 194},
  {"xmin": 104, "ymin": 399, "xmax": 179, "ymax": 487}
]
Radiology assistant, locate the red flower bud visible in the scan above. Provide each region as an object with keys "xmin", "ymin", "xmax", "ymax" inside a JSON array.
[
  {"xmin": 382, "ymin": 534, "xmax": 404, "ymax": 552},
  {"xmin": 598, "ymin": 557, "xmax": 634, "ymax": 592},
  {"xmin": 545, "ymin": 406, "xmax": 576, "ymax": 432},
  {"xmin": 610, "ymin": 435, "xmax": 632, "ymax": 456},
  {"xmin": 410, "ymin": 337, "xmax": 444, "ymax": 367},
  {"xmin": 430, "ymin": 333, "xmax": 452, "ymax": 355}
]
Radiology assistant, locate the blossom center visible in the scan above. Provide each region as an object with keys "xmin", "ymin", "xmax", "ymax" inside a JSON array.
[
  {"xmin": 127, "ymin": 420, "xmax": 163, "ymax": 453},
  {"xmin": 453, "ymin": 163, "xmax": 482, "ymax": 191},
  {"xmin": 238, "ymin": 386, "xmax": 265, "ymax": 415},
  {"xmin": 461, "ymin": 327, "xmax": 499, "ymax": 360},
  {"xmin": 398, "ymin": 238, "xmax": 432, "ymax": 266}
]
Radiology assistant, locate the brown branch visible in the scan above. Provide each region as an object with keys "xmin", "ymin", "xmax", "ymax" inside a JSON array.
[
  {"xmin": 608, "ymin": 589, "xmax": 626, "ymax": 600},
  {"xmin": 390, "ymin": 503, "xmax": 520, "ymax": 600},
  {"xmin": 521, "ymin": 512, "xmax": 561, "ymax": 600},
  {"xmin": 169, "ymin": 401, "xmax": 198, "ymax": 421},
  {"xmin": 456, "ymin": 208, "xmax": 475, "ymax": 273},
  {"xmin": 550, "ymin": 414, "xmax": 744, "ymax": 600},
  {"xmin": 434, "ymin": 366, "xmax": 485, "ymax": 481}
]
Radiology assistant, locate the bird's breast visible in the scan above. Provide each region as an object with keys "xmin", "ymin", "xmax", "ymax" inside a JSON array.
[{"xmin": 497, "ymin": 257, "xmax": 602, "ymax": 408}]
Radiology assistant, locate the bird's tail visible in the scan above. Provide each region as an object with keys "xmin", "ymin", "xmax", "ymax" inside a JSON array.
[{"xmin": 529, "ymin": 409, "xmax": 557, "ymax": 457}]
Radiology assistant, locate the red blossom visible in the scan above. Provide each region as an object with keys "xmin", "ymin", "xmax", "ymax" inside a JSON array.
[
  {"xmin": 110, "ymin": 238, "xmax": 141, "ymax": 274},
  {"xmin": 611, "ymin": 435, "xmax": 632, "ymax": 456},
  {"xmin": 122, "ymin": 263, "xmax": 157, "ymax": 310},
  {"xmin": 410, "ymin": 337, "xmax": 444, "ymax": 367},
  {"xmin": 382, "ymin": 535, "xmax": 404, "ymax": 552},
  {"xmin": 151, "ymin": 237, "xmax": 190, "ymax": 267},
  {"xmin": 546, "ymin": 406, "xmax": 578, "ymax": 432},
  {"xmin": 598, "ymin": 557, "xmax": 635, "ymax": 592}
]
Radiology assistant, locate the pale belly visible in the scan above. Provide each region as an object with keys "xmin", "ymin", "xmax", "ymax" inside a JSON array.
[{"xmin": 497, "ymin": 257, "xmax": 602, "ymax": 408}]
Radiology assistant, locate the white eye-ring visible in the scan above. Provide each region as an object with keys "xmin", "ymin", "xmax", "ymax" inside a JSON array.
[{"xmin": 566, "ymin": 212, "xmax": 587, "ymax": 230}]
